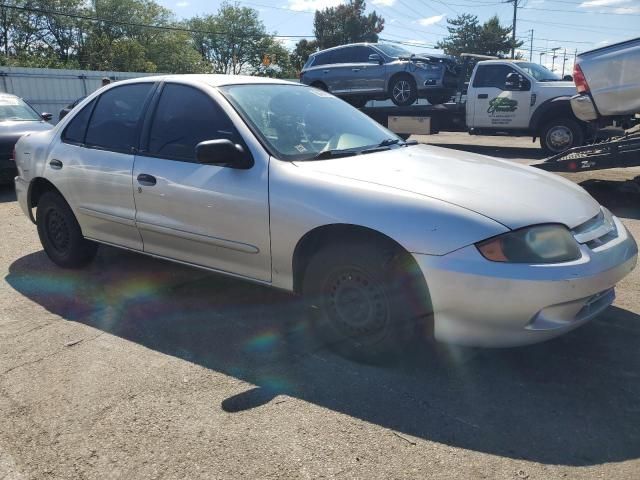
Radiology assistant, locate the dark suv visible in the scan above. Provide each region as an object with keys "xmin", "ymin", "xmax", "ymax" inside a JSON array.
[{"xmin": 300, "ymin": 43, "xmax": 459, "ymax": 107}]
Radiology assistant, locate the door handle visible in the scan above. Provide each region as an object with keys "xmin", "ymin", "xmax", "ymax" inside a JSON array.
[
  {"xmin": 352, "ymin": 68, "xmax": 361, "ymax": 72},
  {"xmin": 137, "ymin": 173, "xmax": 156, "ymax": 186},
  {"xmin": 478, "ymin": 94, "xmax": 488, "ymax": 99},
  {"xmin": 49, "ymin": 159, "xmax": 63, "ymax": 169},
  {"xmin": 322, "ymin": 69, "xmax": 330, "ymax": 74}
]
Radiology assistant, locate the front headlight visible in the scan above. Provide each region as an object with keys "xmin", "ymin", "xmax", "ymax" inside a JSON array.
[{"xmin": 476, "ymin": 224, "xmax": 581, "ymax": 264}]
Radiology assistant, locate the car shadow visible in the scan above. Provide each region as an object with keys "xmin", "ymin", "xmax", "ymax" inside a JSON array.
[
  {"xmin": 0, "ymin": 184, "xmax": 16, "ymax": 203},
  {"xmin": 5, "ymin": 247, "xmax": 640, "ymax": 467},
  {"xmin": 579, "ymin": 178, "xmax": 640, "ymax": 220}
]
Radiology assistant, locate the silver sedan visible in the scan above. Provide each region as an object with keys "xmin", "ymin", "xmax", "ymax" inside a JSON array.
[{"xmin": 13, "ymin": 75, "xmax": 638, "ymax": 360}]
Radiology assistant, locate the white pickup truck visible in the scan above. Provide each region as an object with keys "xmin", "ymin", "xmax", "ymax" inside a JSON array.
[
  {"xmin": 570, "ymin": 37, "xmax": 640, "ymax": 124},
  {"xmin": 363, "ymin": 58, "xmax": 587, "ymax": 154}
]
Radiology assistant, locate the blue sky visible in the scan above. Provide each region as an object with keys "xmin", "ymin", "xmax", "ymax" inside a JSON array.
[{"xmin": 159, "ymin": 0, "xmax": 640, "ymax": 73}]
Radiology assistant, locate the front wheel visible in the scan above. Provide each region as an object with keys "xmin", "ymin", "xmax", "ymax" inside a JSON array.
[
  {"xmin": 389, "ymin": 76, "xmax": 417, "ymax": 107},
  {"xmin": 302, "ymin": 242, "xmax": 428, "ymax": 362},
  {"xmin": 36, "ymin": 191, "xmax": 98, "ymax": 268},
  {"xmin": 540, "ymin": 118, "xmax": 584, "ymax": 154}
]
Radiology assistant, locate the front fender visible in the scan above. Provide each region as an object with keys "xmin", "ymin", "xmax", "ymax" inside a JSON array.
[
  {"xmin": 529, "ymin": 96, "xmax": 575, "ymax": 131},
  {"xmin": 268, "ymin": 159, "xmax": 507, "ymax": 290}
]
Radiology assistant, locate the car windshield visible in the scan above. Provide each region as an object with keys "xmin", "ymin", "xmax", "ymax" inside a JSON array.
[
  {"xmin": 374, "ymin": 44, "xmax": 413, "ymax": 58},
  {"xmin": 0, "ymin": 95, "xmax": 41, "ymax": 121},
  {"xmin": 220, "ymin": 84, "xmax": 403, "ymax": 161},
  {"xmin": 517, "ymin": 62, "xmax": 561, "ymax": 81}
]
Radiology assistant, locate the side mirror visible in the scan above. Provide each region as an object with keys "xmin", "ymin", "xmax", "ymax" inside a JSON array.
[
  {"xmin": 41, "ymin": 112, "xmax": 53, "ymax": 121},
  {"xmin": 505, "ymin": 72, "xmax": 525, "ymax": 91},
  {"xmin": 563, "ymin": 74, "xmax": 573, "ymax": 81},
  {"xmin": 195, "ymin": 139, "xmax": 253, "ymax": 169},
  {"xmin": 368, "ymin": 53, "xmax": 383, "ymax": 65}
]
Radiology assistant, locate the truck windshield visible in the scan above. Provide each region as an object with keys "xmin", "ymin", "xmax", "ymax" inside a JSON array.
[
  {"xmin": 220, "ymin": 84, "xmax": 403, "ymax": 161},
  {"xmin": 517, "ymin": 63, "xmax": 561, "ymax": 82},
  {"xmin": 0, "ymin": 95, "xmax": 42, "ymax": 121}
]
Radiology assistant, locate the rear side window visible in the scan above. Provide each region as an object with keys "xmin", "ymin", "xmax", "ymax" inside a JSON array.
[
  {"xmin": 84, "ymin": 83, "xmax": 154, "ymax": 153},
  {"xmin": 62, "ymin": 99, "xmax": 96, "ymax": 144},
  {"xmin": 472, "ymin": 65, "xmax": 519, "ymax": 90},
  {"xmin": 313, "ymin": 51, "xmax": 333, "ymax": 66},
  {"xmin": 331, "ymin": 48, "xmax": 351, "ymax": 64},
  {"xmin": 146, "ymin": 83, "xmax": 241, "ymax": 162}
]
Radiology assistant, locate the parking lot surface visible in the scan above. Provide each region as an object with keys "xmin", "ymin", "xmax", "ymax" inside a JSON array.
[{"xmin": 1, "ymin": 133, "xmax": 640, "ymax": 479}]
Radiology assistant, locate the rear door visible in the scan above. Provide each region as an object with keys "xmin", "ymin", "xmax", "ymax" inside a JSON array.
[
  {"xmin": 318, "ymin": 48, "xmax": 353, "ymax": 95},
  {"xmin": 470, "ymin": 64, "xmax": 532, "ymax": 129},
  {"xmin": 47, "ymin": 83, "xmax": 155, "ymax": 250},
  {"xmin": 132, "ymin": 83, "xmax": 271, "ymax": 282}
]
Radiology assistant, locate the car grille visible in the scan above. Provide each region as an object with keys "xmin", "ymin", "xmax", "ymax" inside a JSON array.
[{"xmin": 571, "ymin": 209, "xmax": 618, "ymax": 249}]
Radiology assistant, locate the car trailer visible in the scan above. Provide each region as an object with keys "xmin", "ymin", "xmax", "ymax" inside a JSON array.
[{"xmin": 534, "ymin": 130, "xmax": 640, "ymax": 173}]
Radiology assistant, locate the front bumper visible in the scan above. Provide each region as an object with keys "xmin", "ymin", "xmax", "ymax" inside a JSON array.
[
  {"xmin": 571, "ymin": 93, "xmax": 598, "ymax": 122},
  {"xmin": 14, "ymin": 176, "xmax": 32, "ymax": 221},
  {"xmin": 414, "ymin": 216, "xmax": 637, "ymax": 347}
]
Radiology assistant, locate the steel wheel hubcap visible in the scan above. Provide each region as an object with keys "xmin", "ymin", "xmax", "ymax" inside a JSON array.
[
  {"xmin": 325, "ymin": 269, "xmax": 388, "ymax": 336},
  {"xmin": 393, "ymin": 80, "xmax": 411, "ymax": 103},
  {"xmin": 46, "ymin": 209, "xmax": 70, "ymax": 252},
  {"xmin": 547, "ymin": 126, "xmax": 573, "ymax": 151}
]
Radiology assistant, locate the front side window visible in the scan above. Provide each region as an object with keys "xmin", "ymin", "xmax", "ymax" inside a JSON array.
[
  {"xmin": 221, "ymin": 84, "xmax": 401, "ymax": 161},
  {"xmin": 84, "ymin": 83, "xmax": 154, "ymax": 153},
  {"xmin": 62, "ymin": 98, "xmax": 96, "ymax": 144},
  {"xmin": 517, "ymin": 62, "xmax": 561, "ymax": 82},
  {"xmin": 374, "ymin": 44, "xmax": 412, "ymax": 58},
  {"xmin": 472, "ymin": 65, "xmax": 520, "ymax": 89},
  {"xmin": 352, "ymin": 46, "xmax": 376, "ymax": 63},
  {"xmin": 0, "ymin": 95, "xmax": 41, "ymax": 122},
  {"xmin": 147, "ymin": 83, "xmax": 241, "ymax": 162}
]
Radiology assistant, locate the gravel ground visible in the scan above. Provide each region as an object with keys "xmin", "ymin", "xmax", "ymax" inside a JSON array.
[{"xmin": 1, "ymin": 132, "xmax": 640, "ymax": 480}]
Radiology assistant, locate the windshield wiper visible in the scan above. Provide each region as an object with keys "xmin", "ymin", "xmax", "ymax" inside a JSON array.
[{"xmin": 310, "ymin": 149, "xmax": 360, "ymax": 160}]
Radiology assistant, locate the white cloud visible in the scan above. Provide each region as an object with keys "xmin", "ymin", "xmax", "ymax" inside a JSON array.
[
  {"xmin": 372, "ymin": 0, "xmax": 396, "ymax": 5},
  {"xmin": 176, "ymin": 1, "xmax": 189, "ymax": 6},
  {"xmin": 612, "ymin": 6, "xmax": 640, "ymax": 13},
  {"xmin": 287, "ymin": 0, "xmax": 344, "ymax": 12},
  {"xmin": 417, "ymin": 14, "xmax": 445, "ymax": 26},
  {"xmin": 580, "ymin": 0, "xmax": 630, "ymax": 7}
]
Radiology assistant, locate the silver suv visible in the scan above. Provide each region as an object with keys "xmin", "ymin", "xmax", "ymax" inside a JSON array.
[{"xmin": 300, "ymin": 43, "xmax": 459, "ymax": 107}]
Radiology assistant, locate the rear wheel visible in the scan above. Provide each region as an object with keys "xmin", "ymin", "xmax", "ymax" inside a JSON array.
[
  {"xmin": 303, "ymin": 242, "xmax": 429, "ymax": 362},
  {"xmin": 36, "ymin": 191, "xmax": 98, "ymax": 268},
  {"xmin": 310, "ymin": 82, "xmax": 328, "ymax": 92},
  {"xmin": 345, "ymin": 96, "xmax": 368, "ymax": 108},
  {"xmin": 389, "ymin": 75, "xmax": 417, "ymax": 107},
  {"xmin": 540, "ymin": 117, "xmax": 584, "ymax": 154},
  {"xmin": 425, "ymin": 92, "xmax": 451, "ymax": 105}
]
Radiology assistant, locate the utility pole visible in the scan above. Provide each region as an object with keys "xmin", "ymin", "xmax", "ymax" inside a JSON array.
[
  {"xmin": 539, "ymin": 51, "xmax": 545, "ymax": 65},
  {"xmin": 551, "ymin": 47, "xmax": 560, "ymax": 72},
  {"xmin": 508, "ymin": 0, "xmax": 519, "ymax": 59},
  {"xmin": 561, "ymin": 48, "xmax": 567, "ymax": 77},
  {"xmin": 529, "ymin": 29, "xmax": 534, "ymax": 61}
]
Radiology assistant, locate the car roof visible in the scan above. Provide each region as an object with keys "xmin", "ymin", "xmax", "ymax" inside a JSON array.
[
  {"xmin": 310, "ymin": 43, "xmax": 377, "ymax": 55},
  {"xmin": 106, "ymin": 74, "xmax": 299, "ymax": 88},
  {"xmin": 0, "ymin": 93, "xmax": 20, "ymax": 100},
  {"xmin": 477, "ymin": 59, "xmax": 530, "ymax": 65}
]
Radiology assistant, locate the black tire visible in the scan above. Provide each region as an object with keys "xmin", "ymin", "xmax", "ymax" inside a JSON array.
[
  {"xmin": 311, "ymin": 82, "xmax": 328, "ymax": 92},
  {"xmin": 302, "ymin": 242, "xmax": 429, "ymax": 362},
  {"xmin": 36, "ymin": 190, "xmax": 98, "ymax": 268},
  {"xmin": 345, "ymin": 96, "xmax": 368, "ymax": 109},
  {"xmin": 425, "ymin": 92, "xmax": 452, "ymax": 105},
  {"xmin": 540, "ymin": 117, "xmax": 584, "ymax": 154},
  {"xmin": 389, "ymin": 75, "xmax": 417, "ymax": 107}
]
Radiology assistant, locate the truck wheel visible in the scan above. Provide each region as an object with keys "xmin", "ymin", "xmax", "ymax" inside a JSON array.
[
  {"xmin": 36, "ymin": 191, "xmax": 98, "ymax": 268},
  {"xmin": 302, "ymin": 242, "xmax": 428, "ymax": 362},
  {"xmin": 540, "ymin": 118, "xmax": 584, "ymax": 154},
  {"xmin": 389, "ymin": 75, "xmax": 417, "ymax": 107},
  {"xmin": 425, "ymin": 92, "xmax": 451, "ymax": 105}
]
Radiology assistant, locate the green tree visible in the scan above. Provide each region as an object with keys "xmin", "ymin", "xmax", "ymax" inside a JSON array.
[
  {"xmin": 313, "ymin": 0, "xmax": 383, "ymax": 50},
  {"xmin": 290, "ymin": 39, "xmax": 318, "ymax": 73},
  {"xmin": 436, "ymin": 14, "xmax": 520, "ymax": 58}
]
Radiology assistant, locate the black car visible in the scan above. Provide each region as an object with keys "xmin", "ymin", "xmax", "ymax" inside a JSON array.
[
  {"xmin": 59, "ymin": 96, "xmax": 86, "ymax": 122},
  {"xmin": 0, "ymin": 93, "xmax": 53, "ymax": 185}
]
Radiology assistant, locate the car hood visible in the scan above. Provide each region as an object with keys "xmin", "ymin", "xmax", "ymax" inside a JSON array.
[{"xmin": 293, "ymin": 144, "xmax": 600, "ymax": 230}]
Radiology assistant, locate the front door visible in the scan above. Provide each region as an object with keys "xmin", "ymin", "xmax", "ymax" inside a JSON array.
[
  {"xmin": 47, "ymin": 83, "xmax": 155, "ymax": 250},
  {"xmin": 348, "ymin": 46, "xmax": 386, "ymax": 94},
  {"xmin": 471, "ymin": 64, "xmax": 532, "ymax": 129},
  {"xmin": 132, "ymin": 83, "xmax": 271, "ymax": 282}
]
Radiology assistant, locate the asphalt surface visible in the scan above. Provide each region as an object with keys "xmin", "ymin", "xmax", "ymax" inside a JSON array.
[{"xmin": 1, "ymin": 133, "xmax": 640, "ymax": 479}]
